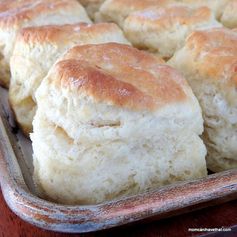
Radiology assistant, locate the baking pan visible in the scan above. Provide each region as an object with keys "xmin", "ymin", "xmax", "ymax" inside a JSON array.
[{"xmin": 0, "ymin": 86, "xmax": 237, "ymax": 233}]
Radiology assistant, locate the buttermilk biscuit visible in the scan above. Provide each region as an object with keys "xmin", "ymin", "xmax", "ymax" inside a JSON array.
[
  {"xmin": 9, "ymin": 23, "xmax": 130, "ymax": 135},
  {"xmin": 31, "ymin": 43, "xmax": 207, "ymax": 205},
  {"xmin": 169, "ymin": 28, "xmax": 237, "ymax": 172},
  {"xmin": 0, "ymin": 0, "xmax": 91, "ymax": 88},
  {"xmin": 79, "ymin": 0, "xmax": 105, "ymax": 19},
  {"xmin": 221, "ymin": 0, "xmax": 237, "ymax": 28},
  {"xmin": 95, "ymin": 0, "xmax": 172, "ymax": 27},
  {"xmin": 124, "ymin": 5, "xmax": 221, "ymax": 59},
  {"xmin": 0, "ymin": 0, "xmax": 38, "ymax": 86}
]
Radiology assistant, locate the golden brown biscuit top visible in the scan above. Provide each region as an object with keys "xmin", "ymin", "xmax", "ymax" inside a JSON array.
[
  {"xmin": 126, "ymin": 5, "xmax": 212, "ymax": 27},
  {"xmin": 0, "ymin": 0, "xmax": 82, "ymax": 29},
  {"xmin": 185, "ymin": 28, "xmax": 237, "ymax": 83},
  {"xmin": 100, "ymin": 0, "xmax": 172, "ymax": 16},
  {"xmin": 17, "ymin": 22, "xmax": 123, "ymax": 45},
  {"xmin": 100, "ymin": 0, "xmax": 230, "ymax": 22},
  {"xmin": 50, "ymin": 43, "xmax": 188, "ymax": 111}
]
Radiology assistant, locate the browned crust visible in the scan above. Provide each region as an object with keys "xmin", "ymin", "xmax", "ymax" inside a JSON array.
[
  {"xmin": 56, "ymin": 59, "xmax": 157, "ymax": 111},
  {"xmin": 126, "ymin": 5, "xmax": 212, "ymax": 27},
  {"xmin": 50, "ymin": 43, "xmax": 188, "ymax": 111},
  {"xmin": 185, "ymin": 28, "xmax": 237, "ymax": 83},
  {"xmin": 16, "ymin": 22, "xmax": 122, "ymax": 44},
  {"xmin": 0, "ymin": 0, "xmax": 82, "ymax": 28}
]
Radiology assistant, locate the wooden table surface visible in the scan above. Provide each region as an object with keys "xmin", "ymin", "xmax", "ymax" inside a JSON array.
[{"xmin": 0, "ymin": 188, "xmax": 236, "ymax": 237}]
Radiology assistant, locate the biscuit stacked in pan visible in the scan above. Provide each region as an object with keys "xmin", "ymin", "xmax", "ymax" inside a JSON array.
[
  {"xmin": 123, "ymin": 5, "xmax": 221, "ymax": 59},
  {"xmin": 169, "ymin": 28, "xmax": 237, "ymax": 172},
  {"xmin": 0, "ymin": 0, "xmax": 236, "ymax": 204},
  {"xmin": 32, "ymin": 43, "xmax": 207, "ymax": 204},
  {"xmin": 9, "ymin": 22, "xmax": 130, "ymax": 134},
  {"xmin": 0, "ymin": 0, "xmax": 91, "ymax": 87}
]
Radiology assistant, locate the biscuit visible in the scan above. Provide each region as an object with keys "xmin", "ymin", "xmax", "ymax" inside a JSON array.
[
  {"xmin": 124, "ymin": 5, "xmax": 221, "ymax": 59},
  {"xmin": 0, "ymin": 0, "xmax": 91, "ymax": 87},
  {"xmin": 9, "ymin": 22, "xmax": 130, "ymax": 134},
  {"xmin": 95, "ymin": 0, "xmax": 231, "ymax": 27},
  {"xmin": 31, "ymin": 43, "xmax": 207, "ymax": 204},
  {"xmin": 169, "ymin": 28, "xmax": 237, "ymax": 172}
]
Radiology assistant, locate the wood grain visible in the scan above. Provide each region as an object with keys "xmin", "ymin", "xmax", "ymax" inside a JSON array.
[{"xmin": 0, "ymin": 188, "xmax": 237, "ymax": 237}]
